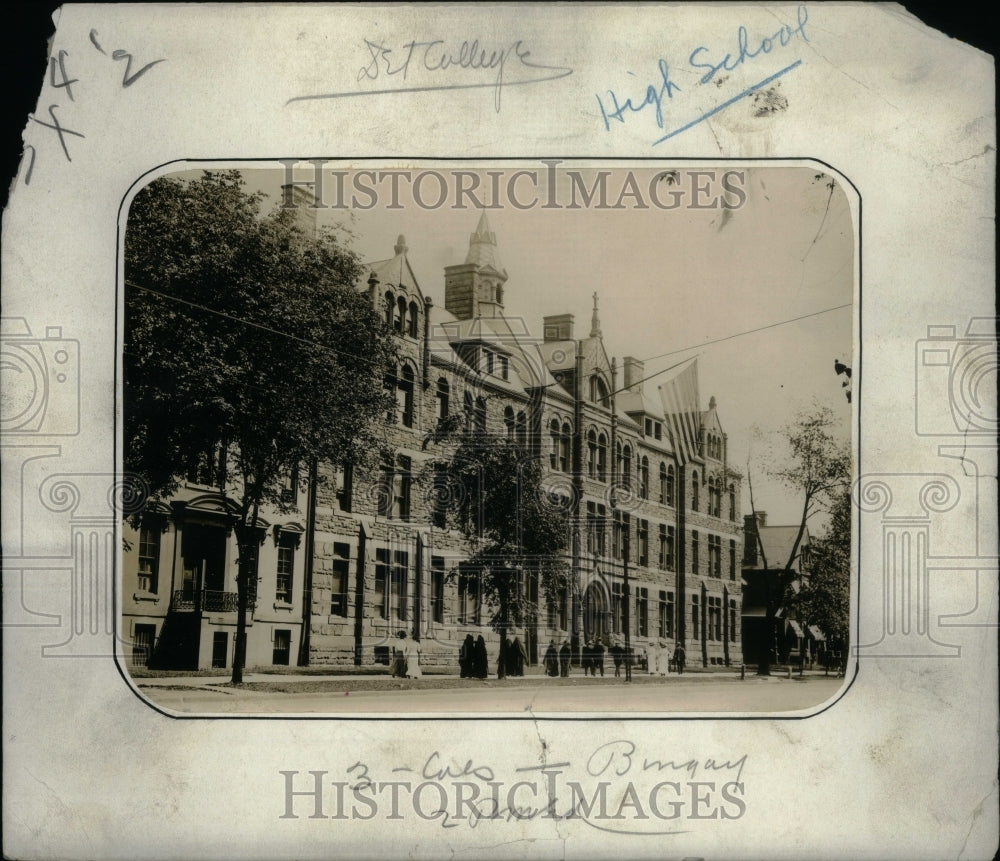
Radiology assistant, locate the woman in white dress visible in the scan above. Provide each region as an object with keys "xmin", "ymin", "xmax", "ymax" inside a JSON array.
[
  {"xmin": 647, "ymin": 644, "xmax": 658, "ymax": 675},
  {"xmin": 403, "ymin": 635, "xmax": 422, "ymax": 679},
  {"xmin": 658, "ymin": 640, "xmax": 670, "ymax": 676}
]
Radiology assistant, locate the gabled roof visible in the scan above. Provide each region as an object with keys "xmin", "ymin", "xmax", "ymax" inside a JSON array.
[
  {"xmin": 364, "ymin": 235, "xmax": 424, "ymax": 301},
  {"xmin": 748, "ymin": 525, "xmax": 810, "ymax": 572}
]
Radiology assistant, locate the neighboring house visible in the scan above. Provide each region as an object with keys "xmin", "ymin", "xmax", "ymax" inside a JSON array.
[
  {"xmin": 741, "ymin": 511, "xmax": 821, "ymax": 666},
  {"xmin": 123, "ymin": 213, "xmax": 744, "ymax": 671}
]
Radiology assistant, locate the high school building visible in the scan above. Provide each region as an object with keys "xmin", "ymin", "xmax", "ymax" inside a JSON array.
[{"xmin": 121, "ymin": 214, "xmax": 744, "ymax": 672}]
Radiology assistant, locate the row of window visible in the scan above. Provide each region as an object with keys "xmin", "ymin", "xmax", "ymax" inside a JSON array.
[
  {"xmin": 609, "ymin": 586, "xmax": 738, "ymax": 643},
  {"xmin": 136, "ymin": 521, "xmax": 300, "ymax": 604},
  {"xmin": 385, "ymin": 290, "xmax": 421, "ymax": 338}
]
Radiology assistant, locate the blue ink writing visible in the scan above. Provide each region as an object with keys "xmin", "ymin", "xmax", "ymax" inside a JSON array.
[
  {"xmin": 595, "ymin": 59, "xmax": 681, "ymax": 131},
  {"xmin": 688, "ymin": 5, "xmax": 809, "ymax": 84}
]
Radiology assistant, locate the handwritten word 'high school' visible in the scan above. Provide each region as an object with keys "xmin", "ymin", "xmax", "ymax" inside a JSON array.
[{"xmin": 595, "ymin": 5, "xmax": 810, "ymax": 144}]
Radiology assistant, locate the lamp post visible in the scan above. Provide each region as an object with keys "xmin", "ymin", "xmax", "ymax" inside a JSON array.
[{"xmin": 623, "ymin": 511, "xmax": 631, "ymax": 682}]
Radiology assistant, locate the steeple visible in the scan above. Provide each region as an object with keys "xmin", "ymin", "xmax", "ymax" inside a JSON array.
[
  {"xmin": 444, "ymin": 212, "xmax": 509, "ymax": 320},
  {"xmin": 394, "ymin": 234, "xmax": 408, "ymax": 256},
  {"xmin": 590, "ymin": 292, "xmax": 602, "ymax": 338},
  {"xmin": 465, "ymin": 212, "xmax": 504, "ymax": 272}
]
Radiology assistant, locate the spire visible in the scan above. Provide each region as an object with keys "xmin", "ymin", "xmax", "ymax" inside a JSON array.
[
  {"xmin": 465, "ymin": 212, "xmax": 503, "ymax": 271},
  {"xmin": 394, "ymin": 234, "xmax": 408, "ymax": 256},
  {"xmin": 590, "ymin": 291, "xmax": 602, "ymax": 338}
]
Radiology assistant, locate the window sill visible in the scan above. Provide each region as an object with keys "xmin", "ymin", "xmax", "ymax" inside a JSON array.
[
  {"xmin": 273, "ymin": 601, "xmax": 295, "ymax": 612},
  {"xmin": 133, "ymin": 592, "xmax": 160, "ymax": 604}
]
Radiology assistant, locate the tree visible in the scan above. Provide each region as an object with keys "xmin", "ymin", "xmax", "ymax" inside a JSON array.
[
  {"xmin": 792, "ymin": 487, "xmax": 851, "ymax": 666},
  {"xmin": 750, "ymin": 404, "xmax": 851, "ymax": 675},
  {"xmin": 124, "ymin": 170, "xmax": 398, "ymax": 683},
  {"xmin": 425, "ymin": 428, "xmax": 571, "ymax": 677}
]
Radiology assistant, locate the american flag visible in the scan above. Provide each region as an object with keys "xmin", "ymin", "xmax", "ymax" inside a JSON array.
[{"xmin": 658, "ymin": 359, "xmax": 701, "ymax": 466}]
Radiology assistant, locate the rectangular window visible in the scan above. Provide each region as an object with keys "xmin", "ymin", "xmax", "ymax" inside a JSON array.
[
  {"xmin": 281, "ymin": 466, "xmax": 299, "ymax": 504},
  {"xmin": 499, "ymin": 355, "xmax": 509, "ymax": 380},
  {"xmin": 612, "ymin": 582, "xmax": 624, "ymax": 633},
  {"xmin": 729, "ymin": 599, "xmax": 737, "ymax": 642},
  {"xmin": 729, "ymin": 540, "xmax": 737, "ymax": 580},
  {"xmin": 331, "ymin": 542, "xmax": 349, "ymax": 616},
  {"xmin": 658, "ymin": 524, "xmax": 667, "ymax": 569},
  {"xmin": 654, "ymin": 422, "xmax": 662, "ymax": 441},
  {"xmin": 378, "ymin": 459, "xmax": 393, "ymax": 518},
  {"xmin": 132, "ymin": 624, "xmax": 156, "ymax": 667},
  {"xmin": 637, "ymin": 519, "xmax": 649, "ymax": 567},
  {"xmin": 708, "ymin": 596, "xmax": 722, "ymax": 641},
  {"xmin": 395, "ymin": 456, "xmax": 412, "ymax": 521},
  {"xmin": 272, "ymin": 629, "xmax": 291, "ymax": 665},
  {"xmin": 658, "ymin": 590, "xmax": 668, "ymax": 638},
  {"xmin": 692, "ymin": 531, "xmax": 699, "ymax": 575},
  {"xmin": 276, "ymin": 540, "xmax": 294, "ymax": 603},
  {"xmin": 636, "ymin": 587, "xmax": 648, "ymax": 637},
  {"xmin": 212, "ymin": 632, "xmax": 228, "ymax": 669},
  {"xmin": 596, "ymin": 504, "xmax": 607, "ymax": 556},
  {"xmin": 665, "ymin": 591, "xmax": 675, "ymax": 639},
  {"xmin": 586, "ymin": 501, "xmax": 596, "ymax": 554},
  {"xmin": 692, "ymin": 594, "xmax": 700, "ymax": 639},
  {"xmin": 431, "ymin": 557, "xmax": 445, "ymax": 624},
  {"xmin": 392, "ymin": 550, "xmax": 409, "ymax": 621},
  {"xmin": 375, "ymin": 548, "xmax": 389, "ymax": 619},
  {"xmin": 137, "ymin": 524, "xmax": 160, "ymax": 593},
  {"xmin": 336, "ymin": 463, "xmax": 353, "ymax": 513},
  {"xmin": 459, "ymin": 569, "xmax": 480, "ymax": 625},
  {"xmin": 558, "ymin": 584, "xmax": 569, "ymax": 630}
]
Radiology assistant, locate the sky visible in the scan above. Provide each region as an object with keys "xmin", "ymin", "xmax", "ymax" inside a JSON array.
[{"xmin": 161, "ymin": 162, "xmax": 856, "ymax": 528}]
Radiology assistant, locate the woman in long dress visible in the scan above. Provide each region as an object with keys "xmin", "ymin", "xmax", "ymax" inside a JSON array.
[
  {"xmin": 404, "ymin": 636, "xmax": 422, "ymax": 679},
  {"xmin": 473, "ymin": 635, "xmax": 488, "ymax": 679},
  {"xmin": 543, "ymin": 640, "xmax": 559, "ymax": 677},
  {"xmin": 647, "ymin": 644, "xmax": 659, "ymax": 675},
  {"xmin": 459, "ymin": 634, "xmax": 474, "ymax": 678}
]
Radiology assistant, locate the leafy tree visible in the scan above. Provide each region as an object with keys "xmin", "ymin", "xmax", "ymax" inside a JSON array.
[
  {"xmin": 792, "ymin": 488, "xmax": 851, "ymax": 662},
  {"xmin": 750, "ymin": 404, "xmax": 851, "ymax": 674},
  {"xmin": 426, "ymin": 429, "xmax": 571, "ymax": 677},
  {"xmin": 124, "ymin": 170, "xmax": 397, "ymax": 683}
]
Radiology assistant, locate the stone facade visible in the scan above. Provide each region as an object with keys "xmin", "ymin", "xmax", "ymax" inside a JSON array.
[{"xmin": 122, "ymin": 214, "xmax": 744, "ymax": 672}]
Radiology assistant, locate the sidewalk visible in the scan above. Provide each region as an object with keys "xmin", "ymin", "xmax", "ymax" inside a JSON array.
[{"xmin": 133, "ymin": 666, "xmax": 838, "ymax": 688}]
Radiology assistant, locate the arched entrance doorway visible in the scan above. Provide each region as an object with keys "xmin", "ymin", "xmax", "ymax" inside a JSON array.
[{"xmin": 583, "ymin": 581, "xmax": 610, "ymax": 643}]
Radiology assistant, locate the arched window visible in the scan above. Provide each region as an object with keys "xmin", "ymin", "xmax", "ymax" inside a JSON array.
[
  {"xmin": 549, "ymin": 419, "xmax": 561, "ymax": 469},
  {"xmin": 597, "ymin": 433, "xmax": 608, "ymax": 482},
  {"xmin": 659, "ymin": 462, "xmax": 668, "ymax": 504},
  {"xmin": 622, "ymin": 444, "xmax": 632, "ymax": 484},
  {"xmin": 384, "ymin": 290, "xmax": 395, "ymax": 327},
  {"xmin": 435, "ymin": 378, "xmax": 449, "ymax": 420},
  {"xmin": 560, "ymin": 422, "xmax": 571, "ymax": 472},
  {"xmin": 666, "ymin": 464, "xmax": 675, "ymax": 506},
  {"xmin": 395, "ymin": 296, "xmax": 407, "ymax": 334},
  {"xmin": 587, "ymin": 429, "xmax": 598, "ymax": 478},
  {"xmin": 728, "ymin": 484, "xmax": 736, "ymax": 521},
  {"xmin": 589, "ymin": 375, "xmax": 610, "ymax": 408},
  {"xmin": 516, "ymin": 411, "xmax": 527, "ymax": 448},
  {"xmin": 504, "ymin": 406, "xmax": 516, "ymax": 440},
  {"xmin": 639, "ymin": 456, "xmax": 649, "ymax": 499},
  {"xmin": 615, "ymin": 441, "xmax": 622, "ymax": 480},
  {"xmin": 408, "ymin": 301, "xmax": 419, "ymax": 338},
  {"xmin": 691, "ymin": 471, "xmax": 700, "ymax": 511}
]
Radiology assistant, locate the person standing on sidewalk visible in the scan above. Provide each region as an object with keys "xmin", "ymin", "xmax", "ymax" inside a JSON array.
[
  {"xmin": 403, "ymin": 634, "xmax": 422, "ymax": 679},
  {"xmin": 559, "ymin": 640, "xmax": 571, "ymax": 677},
  {"xmin": 390, "ymin": 631, "xmax": 407, "ymax": 678},
  {"xmin": 673, "ymin": 642, "xmax": 686, "ymax": 676},
  {"xmin": 544, "ymin": 640, "xmax": 559, "ymax": 677}
]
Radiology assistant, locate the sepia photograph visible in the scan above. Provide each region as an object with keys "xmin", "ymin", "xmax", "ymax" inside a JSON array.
[{"xmin": 120, "ymin": 161, "xmax": 856, "ymax": 716}]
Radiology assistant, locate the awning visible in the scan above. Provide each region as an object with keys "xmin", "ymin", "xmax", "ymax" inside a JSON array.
[
  {"xmin": 787, "ymin": 620, "xmax": 804, "ymax": 638},
  {"xmin": 808, "ymin": 625, "xmax": 826, "ymax": 641}
]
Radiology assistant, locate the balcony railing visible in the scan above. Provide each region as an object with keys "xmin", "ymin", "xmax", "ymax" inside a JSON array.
[{"xmin": 172, "ymin": 590, "xmax": 240, "ymax": 613}]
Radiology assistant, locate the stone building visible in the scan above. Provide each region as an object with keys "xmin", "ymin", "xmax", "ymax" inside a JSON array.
[{"xmin": 122, "ymin": 214, "xmax": 744, "ymax": 672}]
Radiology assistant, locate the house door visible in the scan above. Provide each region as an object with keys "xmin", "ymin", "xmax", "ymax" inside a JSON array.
[
  {"xmin": 583, "ymin": 582, "xmax": 609, "ymax": 642},
  {"xmin": 181, "ymin": 523, "xmax": 227, "ymax": 599}
]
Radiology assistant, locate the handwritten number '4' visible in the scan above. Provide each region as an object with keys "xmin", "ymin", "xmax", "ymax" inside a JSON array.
[
  {"xmin": 111, "ymin": 49, "xmax": 165, "ymax": 87},
  {"xmin": 49, "ymin": 50, "xmax": 77, "ymax": 101}
]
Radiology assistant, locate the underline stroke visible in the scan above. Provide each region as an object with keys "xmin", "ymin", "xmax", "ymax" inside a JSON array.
[
  {"xmin": 285, "ymin": 67, "xmax": 573, "ymax": 106},
  {"xmin": 652, "ymin": 59, "xmax": 801, "ymax": 145}
]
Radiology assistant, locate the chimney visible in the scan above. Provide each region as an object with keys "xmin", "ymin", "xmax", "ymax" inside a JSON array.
[
  {"xmin": 624, "ymin": 356, "xmax": 644, "ymax": 392},
  {"xmin": 543, "ymin": 314, "xmax": 574, "ymax": 342},
  {"xmin": 755, "ymin": 510, "xmax": 767, "ymax": 527}
]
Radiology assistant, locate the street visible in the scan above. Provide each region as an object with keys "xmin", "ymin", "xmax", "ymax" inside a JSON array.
[{"xmin": 135, "ymin": 672, "xmax": 846, "ymax": 716}]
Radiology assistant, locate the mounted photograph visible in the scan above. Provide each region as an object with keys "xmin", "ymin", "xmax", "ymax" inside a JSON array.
[{"xmin": 118, "ymin": 160, "xmax": 857, "ymax": 716}]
